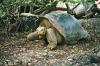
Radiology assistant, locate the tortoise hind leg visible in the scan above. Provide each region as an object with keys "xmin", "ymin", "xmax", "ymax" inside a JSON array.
[{"xmin": 46, "ymin": 28, "xmax": 57, "ymax": 50}]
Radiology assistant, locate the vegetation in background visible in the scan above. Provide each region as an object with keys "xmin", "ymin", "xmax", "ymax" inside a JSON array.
[{"xmin": 0, "ymin": 0, "xmax": 95, "ymax": 17}]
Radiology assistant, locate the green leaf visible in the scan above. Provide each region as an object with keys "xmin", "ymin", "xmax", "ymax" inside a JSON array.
[{"xmin": 0, "ymin": 10, "xmax": 6, "ymax": 17}]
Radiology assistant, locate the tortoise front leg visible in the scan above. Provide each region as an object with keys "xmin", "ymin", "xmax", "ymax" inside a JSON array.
[{"xmin": 46, "ymin": 28, "xmax": 57, "ymax": 50}]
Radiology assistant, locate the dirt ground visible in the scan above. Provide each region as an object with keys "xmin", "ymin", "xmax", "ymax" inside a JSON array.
[{"xmin": 0, "ymin": 18, "xmax": 100, "ymax": 66}]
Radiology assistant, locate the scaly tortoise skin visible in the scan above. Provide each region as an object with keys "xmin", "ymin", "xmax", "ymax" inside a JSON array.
[{"xmin": 27, "ymin": 11, "xmax": 88, "ymax": 50}]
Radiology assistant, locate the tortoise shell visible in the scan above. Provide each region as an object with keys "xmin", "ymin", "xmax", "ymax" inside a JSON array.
[{"xmin": 44, "ymin": 11, "xmax": 88, "ymax": 43}]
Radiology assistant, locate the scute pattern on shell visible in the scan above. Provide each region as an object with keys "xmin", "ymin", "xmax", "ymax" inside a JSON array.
[{"xmin": 44, "ymin": 11, "xmax": 88, "ymax": 44}]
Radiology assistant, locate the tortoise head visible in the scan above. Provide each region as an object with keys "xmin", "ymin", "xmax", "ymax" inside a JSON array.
[
  {"xmin": 36, "ymin": 26, "xmax": 47, "ymax": 39},
  {"xmin": 27, "ymin": 26, "xmax": 47, "ymax": 41}
]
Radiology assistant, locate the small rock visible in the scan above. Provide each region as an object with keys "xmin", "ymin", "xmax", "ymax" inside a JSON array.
[
  {"xmin": 67, "ymin": 58, "xmax": 72, "ymax": 61},
  {"xmin": 13, "ymin": 59, "xmax": 19, "ymax": 65},
  {"xmin": 27, "ymin": 62, "xmax": 32, "ymax": 66},
  {"xmin": 6, "ymin": 60, "xmax": 13, "ymax": 66},
  {"xmin": 91, "ymin": 63, "xmax": 98, "ymax": 66},
  {"xmin": 73, "ymin": 63, "xmax": 81, "ymax": 66},
  {"xmin": 0, "ymin": 62, "xmax": 4, "ymax": 66},
  {"xmin": 97, "ymin": 51, "xmax": 100, "ymax": 57}
]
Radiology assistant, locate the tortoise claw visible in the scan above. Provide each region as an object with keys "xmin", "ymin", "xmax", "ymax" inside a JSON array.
[{"xmin": 47, "ymin": 44, "xmax": 57, "ymax": 50}]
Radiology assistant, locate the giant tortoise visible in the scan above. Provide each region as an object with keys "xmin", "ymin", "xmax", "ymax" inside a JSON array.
[{"xmin": 26, "ymin": 11, "xmax": 89, "ymax": 50}]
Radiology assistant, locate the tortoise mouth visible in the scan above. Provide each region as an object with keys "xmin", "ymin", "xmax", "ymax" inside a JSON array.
[
  {"xmin": 37, "ymin": 31, "xmax": 46, "ymax": 39},
  {"xmin": 38, "ymin": 35, "xmax": 43, "ymax": 39}
]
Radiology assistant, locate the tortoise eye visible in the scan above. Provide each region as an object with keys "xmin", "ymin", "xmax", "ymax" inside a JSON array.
[{"xmin": 41, "ymin": 29, "xmax": 44, "ymax": 31}]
